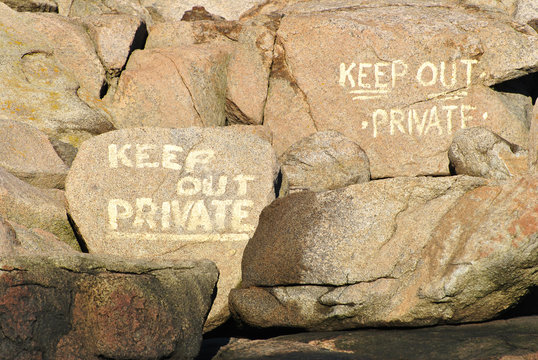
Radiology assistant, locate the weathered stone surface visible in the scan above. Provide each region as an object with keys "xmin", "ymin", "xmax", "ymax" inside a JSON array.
[
  {"xmin": 66, "ymin": 127, "xmax": 278, "ymax": 331},
  {"xmin": 108, "ymin": 46, "xmax": 229, "ymax": 129},
  {"xmin": 449, "ymin": 127, "xmax": 528, "ymax": 179},
  {"xmin": 0, "ymin": 215, "xmax": 19, "ymax": 256},
  {"xmin": 263, "ymin": 1, "xmax": 538, "ymax": 178},
  {"xmin": 146, "ymin": 20, "xmax": 274, "ymax": 126},
  {"xmin": 214, "ymin": 316, "xmax": 538, "ymax": 360},
  {"xmin": 0, "ymin": 119, "xmax": 68, "ymax": 189},
  {"xmin": 8, "ymin": 220, "xmax": 78, "ymax": 255},
  {"xmin": 27, "ymin": 13, "xmax": 106, "ymax": 101},
  {"xmin": 0, "ymin": 3, "xmax": 114, "ymax": 147},
  {"xmin": 231, "ymin": 175, "xmax": 537, "ymax": 330},
  {"xmin": 280, "ymin": 131, "xmax": 370, "ymax": 195},
  {"xmin": 226, "ymin": 24, "xmax": 275, "ymax": 125},
  {"xmin": 0, "ymin": 167, "xmax": 79, "ymax": 251},
  {"xmin": 530, "ymin": 103, "xmax": 538, "ymax": 173},
  {"xmin": 81, "ymin": 14, "xmax": 147, "ymax": 78},
  {"xmin": 67, "ymin": 0, "xmax": 152, "ymax": 25},
  {"xmin": 140, "ymin": 0, "xmax": 266, "ymax": 22},
  {"xmin": 0, "ymin": 254, "xmax": 218, "ymax": 360},
  {"xmin": 514, "ymin": 0, "xmax": 538, "ymax": 31},
  {"xmin": 0, "ymin": 0, "xmax": 58, "ymax": 12}
]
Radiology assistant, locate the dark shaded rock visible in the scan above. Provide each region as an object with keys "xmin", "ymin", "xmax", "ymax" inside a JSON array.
[{"xmin": 0, "ymin": 254, "xmax": 218, "ymax": 360}]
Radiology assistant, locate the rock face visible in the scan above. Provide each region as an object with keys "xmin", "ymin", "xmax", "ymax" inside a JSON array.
[
  {"xmin": 214, "ymin": 316, "xmax": 538, "ymax": 360},
  {"xmin": 109, "ymin": 47, "xmax": 229, "ymax": 129},
  {"xmin": 280, "ymin": 131, "xmax": 370, "ymax": 195},
  {"xmin": 0, "ymin": 119, "xmax": 68, "ymax": 189},
  {"xmin": 139, "ymin": 0, "xmax": 267, "ymax": 21},
  {"xmin": 0, "ymin": 3, "xmax": 113, "ymax": 147},
  {"xmin": 449, "ymin": 127, "xmax": 528, "ymax": 179},
  {"xmin": 0, "ymin": 254, "xmax": 218, "ymax": 360},
  {"xmin": 230, "ymin": 175, "xmax": 538, "ymax": 330},
  {"xmin": 66, "ymin": 127, "xmax": 279, "ymax": 331},
  {"xmin": 530, "ymin": 103, "xmax": 538, "ymax": 173},
  {"xmin": 263, "ymin": 1, "xmax": 537, "ymax": 178},
  {"xmin": 0, "ymin": 215, "xmax": 19, "ymax": 256},
  {"xmin": 0, "ymin": 0, "xmax": 57, "ymax": 12},
  {"xmin": 0, "ymin": 167, "xmax": 79, "ymax": 251}
]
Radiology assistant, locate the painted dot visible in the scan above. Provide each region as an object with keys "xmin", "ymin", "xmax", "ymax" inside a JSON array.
[
  {"xmin": 482, "ymin": 112, "xmax": 488, "ymax": 120},
  {"xmin": 362, "ymin": 121, "xmax": 369, "ymax": 129}
]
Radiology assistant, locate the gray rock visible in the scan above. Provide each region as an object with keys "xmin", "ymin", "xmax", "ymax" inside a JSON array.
[
  {"xmin": 0, "ymin": 119, "xmax": 69, "ymax": 189},
  {"xmin": 231, "ymin": 175, "xmax": 538, "ymax": 330},
  {"xmin": 0, "ymin": 167, "xmax": 79, "ymax": 251},
  {"xmin": 7, "ymin": 220, "xmax": 78, "ymax": 255},
  {"xmin": 214, "ymin": 316, "xmax": 538, "ymax": 360},
  {"xmin": 449, "ymin": 127, "xmax": 528, "ymax": 180},
  {"xmin": 280, "ymin": 131, "xmax": 370, "ymax": 195},
  {"xmin": 514, "ymin": 0, "xmax": 538, "ymax": 31},
  {"xmin": 66, "ymin": 126, "xmax": 279, "ymax": 331},
  {"xmin": 0, "ymin": 253, "xmax": 218, "ymax": 360}
]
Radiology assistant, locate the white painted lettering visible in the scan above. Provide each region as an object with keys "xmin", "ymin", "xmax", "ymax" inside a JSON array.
[
  {"xmin": 177, "ymin": 176, "xmax": 202, "ymax": 196},
  {"xmin": 440, "ymin": 61, "xmax": 457, "ymax": 88},
  {"xmin": 391, "ymin": 60, "xmax": 407, "ymax": 88},
  {"xmin": 185, "ymin": 149, "xmax": 215, "ymax": 172},
  {"xmin": 108, "ymin": 199, "xmax": 133, "ymax": 230},
  {"xmin": 460, "ymin": 104, "xmax": 476, "ymax": 129},
  {"xmin": 202, "ymin": 176, "xmax": 228, "ymax": 196},
  {"xmin": 390, "ymin": 109, "xmax": 406, "ymax": 135},
  {"xmin": 136, "ymin": 144, "xmax": 159, "ymax": 168},
  {"xmin": 162, "ymin": 144, "xmax": 183, "ymax": 170},
  {"xmin": 407, "ymin": 108, "xmax": 428, "ymax": 136},
  {"xmin": 133, "ymin": 198, "xmax": 158, "ymax": 229},
  {"xmin": 358, "ymin": 63, "xmax": 372, "ymax": 88},
  {"xmin": 443, "ymin": 105, "xmax": 458, "ymax": 133},
  {"xmin": 339, "ymin": 62, "xmax": 356, "ymax": 87},
  {"xmin": 416, "ymin": 62, "xmax": 438, "ymax": 87},
  {"xmin": 211, "ymin": 200, "xmax": 233, "ymax": 230},
  {"xmin": 425, "ymin": 106, "xmax": 443, "ymax": 135},
  {"xmin": 108, "ymin": 144, "xmax": 132, "ymax": 168},
  {"xmin": 233, "ymin": 175, "xmax": 255, "ymax": 196},
  {"xmin": 231, "ymin": 200, "xmax": 254, "ymax": 232},
  {"xmin": 372, "ymin": 109, "xmax": 388, "ymax": 138},
  {"xmin": 374, "ymin": 63, "xmax": 390, "ymax": 89},
  {"xmin": 171, "ymin": 200, "xmax": 194, "ymax": 230},
  {"xmin": 461, "ymin": 59, "xmax": 478, "ymax": 86},
  {"xmin": 187, "ymin": 200, "xmax": 212, "ymax": 232}
]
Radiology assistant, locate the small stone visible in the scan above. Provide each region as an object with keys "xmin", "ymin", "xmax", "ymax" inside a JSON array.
[
  {"xmin": 0, "ymin": 119, "xmax": 68, "ymax": 189},
  {"xmin": 280, "ymin": 131, "xmax": 370, "ymax": 195},
  {"xmin": 449, "ymin": 127, "xmax": 528, "ymax": 180}
]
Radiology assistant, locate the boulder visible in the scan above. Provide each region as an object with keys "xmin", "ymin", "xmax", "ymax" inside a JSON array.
[
  {"xmin": 262, "ymin": 0, "xmax": 538, "ymax": 178},
  {"xmin": 26, "ymin": 13, "xmax": 106, "ymax": 101},
  {"xmin": 81, "ymin": 14, "xmax": 147, "ymax": 78},
  {"xmin": 146, "ymin": 20, "xmax": 274, "ymax": 126},
  {"xmin": 108, "ymin": 46, "xmax": 229, "ymax": 129},
  {"xmin": 449, "ymin": 127, "xmax": 528, "ymax": 179},
  {"xmin": 214, "ymin": 316, "xmax": 538, "ymax": 360},
  {"xmin": 0, "ymin": 3, "xmax": 114, "ymax": 147},
  {"xmin": 139, "ymin": 0, "xmax": 267, "ymax": 22},
  {"xmin": 0, "ymin": 254, "xmax": 218, "ymax": 360},
  {"xmin": 0, "ymin": 167, "xmax": 79, "ymax": 251},
  {"xmin": 0, "ymin": 119, "xmax": 68, "ymax": 189},
  {"xmin": 280, "ymin": 131, "xmax": 370, "ymax": 195},
  {"xmin": 231, "ymin": 175, "xmax": 537, "ymax": 330},
  {"xmin": 66, "ymin": 127, "xmax": 279, "ymax": 331},
  {"xmin": 0, "ymin": 0, "xmax": 57, "ymax": 12}
]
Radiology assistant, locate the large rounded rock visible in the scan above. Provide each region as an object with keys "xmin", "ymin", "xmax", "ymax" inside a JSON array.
[
  {"xmin": 0, "ymin": 254, "xmax": 218, "ymax": 360},
  {"xmin": 66, "ymin": 127, "xmax": 279, "ymax": 331},
  {"xmin": 262, "ymin": 0, "xmax": 537, "ymax": 178},
  {"xmin": 231, "ymin": 175, "xmax": 537, "ymax": 330},
  {"xmin": 280, "ymin": 131, "xmax": 370, "ymax": 195}
]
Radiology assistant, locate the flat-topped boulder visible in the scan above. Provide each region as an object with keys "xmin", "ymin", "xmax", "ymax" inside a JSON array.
[
  {"xmin": 263, "ymin": 0, "xmax": 537, "ymax": 178},
  {"xmin": 66, "ymin": 126, "xmax": 279, "ymax": 331}
]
